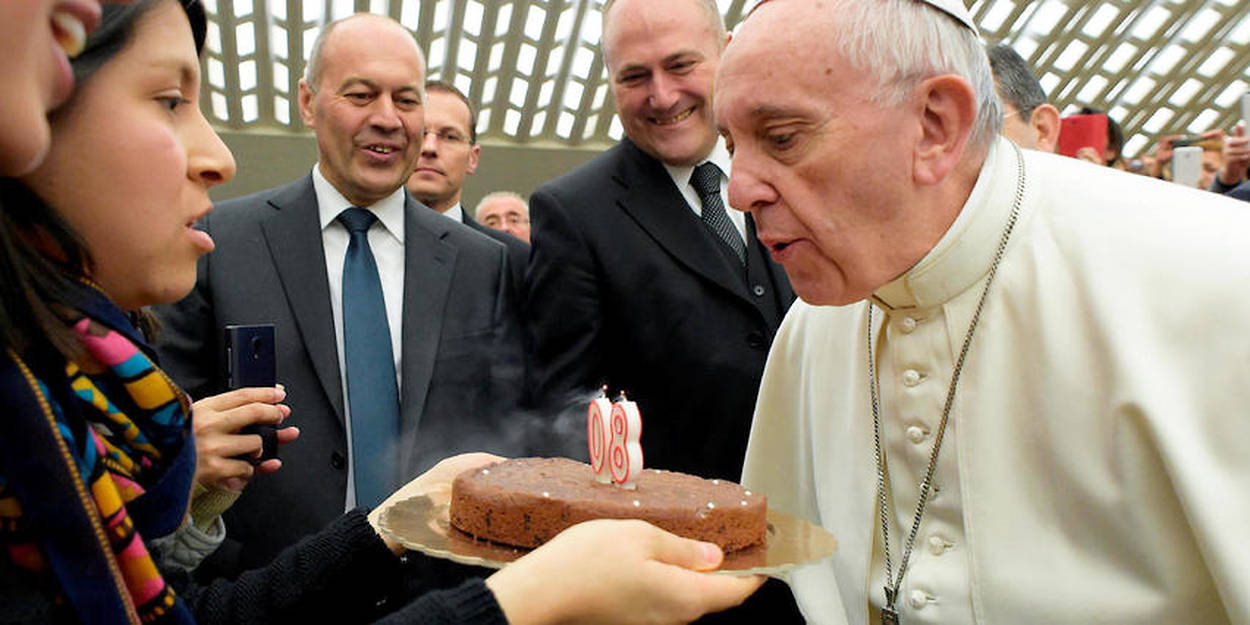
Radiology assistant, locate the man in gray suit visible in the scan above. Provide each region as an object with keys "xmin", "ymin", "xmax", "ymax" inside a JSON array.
[{"xmin": 156, "ymin": 13, "xmax": 525, "ymax": 575}]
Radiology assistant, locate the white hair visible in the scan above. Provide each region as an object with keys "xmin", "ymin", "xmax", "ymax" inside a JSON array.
[
  {"xmin": 821, "ymin": 0, "xmax": 1001, "ymax": 148},
  {"xmin": 474, "ymin": 191, "xmax": 529, "ymax": 220}
]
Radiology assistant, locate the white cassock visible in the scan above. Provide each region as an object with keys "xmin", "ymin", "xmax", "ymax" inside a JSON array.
[{"xmin": 743, "ymin": 137, "xmax": 1250, "ymax": 625}]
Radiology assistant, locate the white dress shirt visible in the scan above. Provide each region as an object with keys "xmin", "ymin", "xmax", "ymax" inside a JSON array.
[
  {"xmin": 312, "ymin": 165, "xmax": 406, "ymax": 510},
  {"xmin": 438, "ymin": 202, "xmax": 465, "ymax": 223}
]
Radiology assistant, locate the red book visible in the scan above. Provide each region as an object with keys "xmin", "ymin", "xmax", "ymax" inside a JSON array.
[{"xmin": 1057, "ymin": 113, "xmax": 1108, "ymax": 159}]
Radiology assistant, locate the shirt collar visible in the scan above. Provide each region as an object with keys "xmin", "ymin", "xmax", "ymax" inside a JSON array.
[
  {"xmin": 873, "ymin": 137, "xmax": 1018, "ymax": 310},
  {"xmin": 662, "ymin": 137, "xmax": 733, "ymax": 198},
  {"xmin": 442, "ymin": 202, "xmax": 465, "ymax": 223},
  {"xmin": 313, "ymin": 164, "xmax": 405, "ymax": 243}
]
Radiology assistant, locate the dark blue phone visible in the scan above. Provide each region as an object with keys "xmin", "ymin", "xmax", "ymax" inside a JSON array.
[{"xmin": 225, "ymin": 324, "xmax": 279, "ymax": 463}]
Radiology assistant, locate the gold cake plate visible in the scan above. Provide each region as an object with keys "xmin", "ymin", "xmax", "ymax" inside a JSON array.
[{"xmin": 377, "ymin": 491, "xmax": 836, "ymax": 578}]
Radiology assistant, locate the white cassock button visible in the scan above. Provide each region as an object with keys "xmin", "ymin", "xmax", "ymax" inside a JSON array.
[
  {"xmin": 905, "ymin": 425, "xmax": 928, "ymax": 444},
  {"xmin": 908, "ymin": 590, "xmax": 929, "ymax": 609},
  {"xmin": 900, "ymin": 317, "xmax": 918, "ymax": 333},
  {"xmin": 928, "ymin": 534, "xmax": 950, "ymax": 555},
  {"xmin": 902, "ymin": 369, "xmax": 922, "ymax": 387}
]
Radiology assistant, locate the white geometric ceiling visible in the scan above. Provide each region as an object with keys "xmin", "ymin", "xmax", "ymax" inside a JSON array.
[{"xmin": 200, "ymin": 0, "xmax": 1250, "ymax": 157}]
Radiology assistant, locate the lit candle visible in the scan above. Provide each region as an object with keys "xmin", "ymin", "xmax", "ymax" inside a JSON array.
[
  {"xmin": 587, "ymin": 391, "xmax": 613, "ymax": 484},
  {"xmin": 608, "ymin": 393, "xmax": 643, "ymax": 489}
]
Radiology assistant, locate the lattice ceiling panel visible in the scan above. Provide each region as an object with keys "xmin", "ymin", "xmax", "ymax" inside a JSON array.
[{"xmin": 200, "ymin": 0, "xmax": 1250, "ymax": 156}]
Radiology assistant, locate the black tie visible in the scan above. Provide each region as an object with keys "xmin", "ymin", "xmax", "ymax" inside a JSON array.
[
  {"xmin": 690, "ymin": 162, "xmax": 745, "ymax": 265},
  {"xmin": 337, "ymin": 207, "xmax": 401, "ymax": 508}
]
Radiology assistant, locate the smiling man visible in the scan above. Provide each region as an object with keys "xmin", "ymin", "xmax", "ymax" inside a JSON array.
[
  {"xmin": 720, "ymin": 1, "xmax": 1250, "ymax": 624},
  {"xmin": 155, "ymin": 13, "xmax": 527, "ymax": 577},
  {"xmin": 523, "ymin": 0, "xmax": 799, "ymax": 621}
]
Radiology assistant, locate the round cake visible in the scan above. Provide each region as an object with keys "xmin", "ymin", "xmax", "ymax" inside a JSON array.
[{"xmin": 449, "ymin": 457, "xmax": 767, "ymax": 552}]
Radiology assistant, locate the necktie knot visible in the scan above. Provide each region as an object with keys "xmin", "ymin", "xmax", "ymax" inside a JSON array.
[
  {"xmin": 690, "ymin": 162, "xmax": 723, "ymax": 199},
  {"xmin": 337, "ymin": 207, "xmax": 378, "ymax": 234}
]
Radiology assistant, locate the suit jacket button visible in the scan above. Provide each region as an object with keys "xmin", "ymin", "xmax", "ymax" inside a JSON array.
[
  {"xmin": 330, "ymin": 451, "xmax": 346, "ymax": 470},
  {"xmin": 746, "ymin": 331, "xmax": 766, "ymax": 349},
  {"xmin": 752, "ymin": 284, "xmax": 765, "ymax": 297}
]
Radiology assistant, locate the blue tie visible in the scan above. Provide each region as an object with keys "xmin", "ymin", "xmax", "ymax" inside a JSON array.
[{"xmin": 337, "ymin": 207, "xmax": 400, "ymax": 508}]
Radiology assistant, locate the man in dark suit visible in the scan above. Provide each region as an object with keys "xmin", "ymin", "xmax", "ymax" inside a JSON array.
[
  {"xmin": 525, "ymin": 0, "xmax": 800, "ymax": 621},
  {"xmin": 405, "ymin": 81, "xmax": 528, "ymax": 289},
  {"xmin": 156, "ymin": 14, "xmax": 525, "ymax": 575}
]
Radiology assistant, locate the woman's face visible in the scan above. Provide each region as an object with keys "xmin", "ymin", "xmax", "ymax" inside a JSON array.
[
  {"xmin": 0, "ymin": 0, "xmax": 103, "ymax": 175},
  {"xmin": 22, "ymin": 0, "xmax": 236, "ymax": 311}
]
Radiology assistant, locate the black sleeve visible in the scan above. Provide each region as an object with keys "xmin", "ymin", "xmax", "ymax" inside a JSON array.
[
  {"xmin": 1210, "ymin": 175, "xmax": 1240, "ymax": 195},
  {"xmin": 172, "ymin": 510, "xmax": 508, "ymax": 625},
  {"xmin": 524, "ymin": 185, "xmax": 605, "ymax": 409},
  {"xmin": 374, "ymin": 579, "xmax": 508, "ymax": 625}
]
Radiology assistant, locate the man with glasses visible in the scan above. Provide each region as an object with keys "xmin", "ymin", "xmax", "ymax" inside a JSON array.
[
  {"xmin": 155, "ymin": 15, "xmax": 528, "ymax": 578},
  {"xmin": 406, "ymin": 81, "xmax": 529, "ymax": 288}
]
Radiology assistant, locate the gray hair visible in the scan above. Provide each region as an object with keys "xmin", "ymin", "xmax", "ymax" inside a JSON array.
[
  {"xmin": 822, "ymin": 0, "xmax": 1000, "ymax": 149},
  {"xmin": 986, "ymin": 43, "xmax": 1047, "ymax": 118},
  {"xmin": 474, "ymin": 191, "xmax": 529, "ymax": 220},
  {"xmin": 601, "ymin": 0, "xmax": 726, "ymax": 68},
  {"xmin": 303, "ymin": 14, "xmax": 425, "ymax": 94}
]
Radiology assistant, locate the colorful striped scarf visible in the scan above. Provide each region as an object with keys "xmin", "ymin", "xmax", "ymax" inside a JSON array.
[{"xmin": 0, "ymin": 282, "xmax": 196, "ymax": 625}]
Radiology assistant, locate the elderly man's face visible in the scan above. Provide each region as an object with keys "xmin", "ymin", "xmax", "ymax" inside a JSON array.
[
  {"xmin": 717, "ymin": 2, "xmax": 927, "ymax": 306},
  {"xmin": 299, "ymin": 16, "xmax": 424, "ymax": 207},
  {"xmin": 478, "ymin": 196, "xmax": 530, "ymax": 242},
  {"xmin": 603, "ymin": 0, "xmax": 723, "ymax": 166}
]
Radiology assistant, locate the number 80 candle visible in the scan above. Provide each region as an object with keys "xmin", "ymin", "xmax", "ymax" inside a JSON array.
[{"xmin": 587, "ymin": 391, "xmax": 644, "ymax": 489}]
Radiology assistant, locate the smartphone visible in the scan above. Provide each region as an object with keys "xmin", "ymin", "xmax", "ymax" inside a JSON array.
[
  {"xmin": 1172, "ymin": 146, "xmax": 1203, "ymax": 189},
  {"xmin": 1057, "ymin": 113, "xmax": 1108, "ymax": 160},
  {"xmin": 1241, "ymin": 92, "xmax": 1250, "ymax": 125},
  {"xmin": 225, "ymin": 324, "xmax": 279, "ymax": 463},
  {"xmin": 1171, "ymin": 135, "xmax": 1222, "ymax": 150}
]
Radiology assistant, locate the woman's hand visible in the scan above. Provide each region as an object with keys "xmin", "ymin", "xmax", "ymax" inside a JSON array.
[
  {"xmin": 486, "ymin": 519, "xmax": 765, "ymax": 625},
  {"xmin": 191, "ymin": 386, "xmax": 297, "ymax": 491}
]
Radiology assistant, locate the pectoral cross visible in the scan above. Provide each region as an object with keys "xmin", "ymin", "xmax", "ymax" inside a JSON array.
[{"xmin": 882, "ymin": 587, "xmax": 900, "ymax": 625}]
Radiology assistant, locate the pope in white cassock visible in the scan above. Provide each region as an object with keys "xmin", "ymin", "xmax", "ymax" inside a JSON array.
[{"xmin": 716, "ymin": 0, "xmax": 1250, "ymax": 624}]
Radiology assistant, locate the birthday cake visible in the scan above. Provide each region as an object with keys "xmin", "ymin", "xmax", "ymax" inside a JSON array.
[{"xmin": 449, "ymin": 457, "xmax": 767, "ymax": 551}]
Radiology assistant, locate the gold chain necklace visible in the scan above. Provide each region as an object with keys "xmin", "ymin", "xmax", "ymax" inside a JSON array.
[{"xmin": 869, "ymin": 143, "xmax": 1025, "ymax": 625}]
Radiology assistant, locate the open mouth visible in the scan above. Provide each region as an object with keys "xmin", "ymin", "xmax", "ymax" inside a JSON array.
[
  {"xmin": 365, "ymin": 145, "xmax": 398, "ymax": 155},
  {"xmin": 650, "ymin": 107, "xmax": 695, "ymax": 126}
]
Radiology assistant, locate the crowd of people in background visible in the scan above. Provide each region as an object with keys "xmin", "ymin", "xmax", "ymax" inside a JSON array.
[{"xmin": 3, "ymin": 0, "xmax": 1248, "ymax": 624}]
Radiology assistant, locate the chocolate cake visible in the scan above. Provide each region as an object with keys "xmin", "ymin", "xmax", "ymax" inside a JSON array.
[{"xmin": 449, "ymin": 457, "xmax": 766, "ymax": 552}]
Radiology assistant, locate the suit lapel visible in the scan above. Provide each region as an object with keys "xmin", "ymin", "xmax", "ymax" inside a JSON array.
[
  {"xmin": 260, "ymin": 177, "xmax": 345, "ymax": 423},
  {"xmin": 614, "ymin": 140, "xmax": 750, "ymax": 302},
  {"xmin": 398, "ymin": 196, "xmax": 457, "ymax": 434}
]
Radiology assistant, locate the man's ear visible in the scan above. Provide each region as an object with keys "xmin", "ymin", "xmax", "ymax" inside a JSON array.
[
  {"xmin": 298, "ymin": 79, "xmax": 317, "ymax": 129},
  {"xmin": 912, "ymin": 74, "xmax": 977, "ymax": 186},
  {"xmin": 466, "ymin": 144, "xmax": 481, "ymax": 175},
  {"xmin": 1029, "ymin": 103, "xmax": 1061, "ymax": 154}
]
